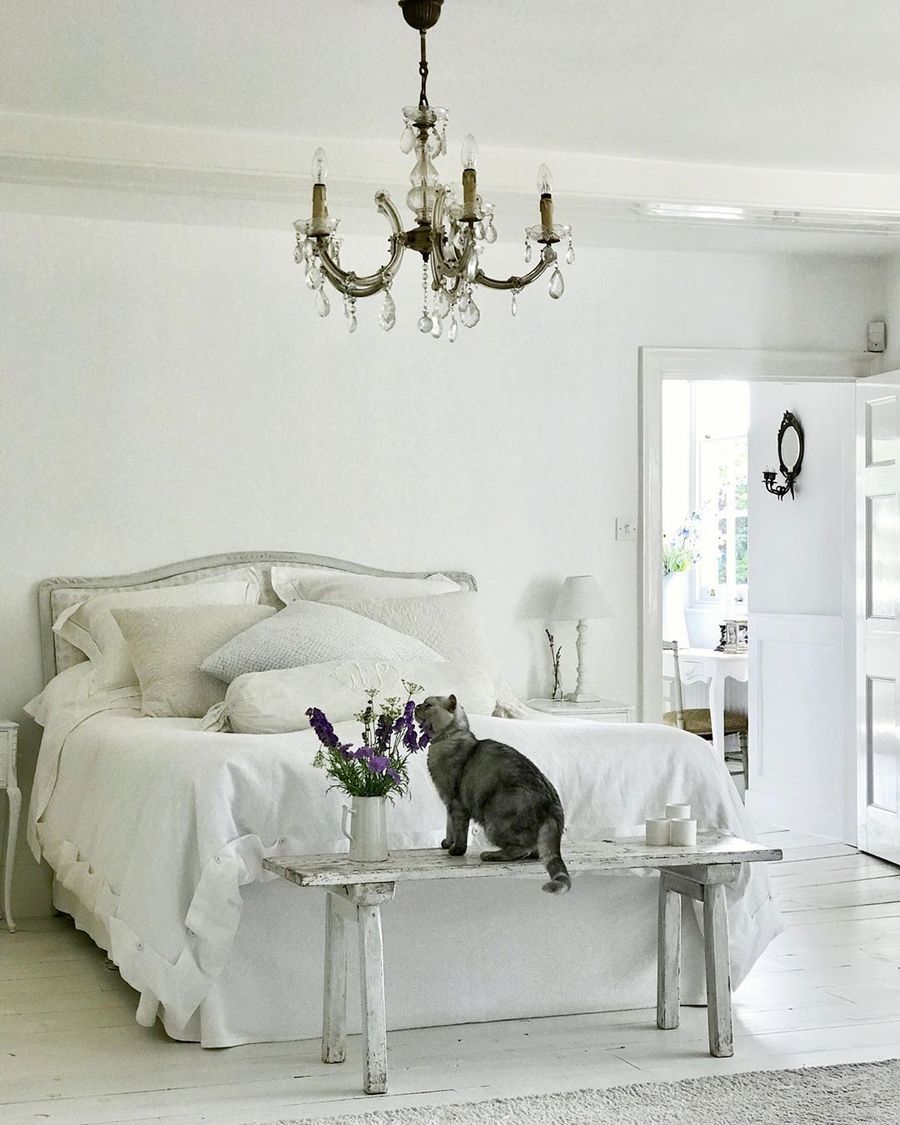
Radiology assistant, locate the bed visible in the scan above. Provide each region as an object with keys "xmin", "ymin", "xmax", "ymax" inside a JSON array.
[{"xmin": 27, "ymin": 552, "xmax": 781, "ymax": 1048}]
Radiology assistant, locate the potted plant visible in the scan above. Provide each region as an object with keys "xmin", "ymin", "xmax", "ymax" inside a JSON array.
[{"xmin": 306, "ymin": 682, "xmax": 430, "ymax": 862}]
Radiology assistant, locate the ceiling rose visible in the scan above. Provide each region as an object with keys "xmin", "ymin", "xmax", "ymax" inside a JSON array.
[{"xmin": 294, "ymin": 0, "xmax": 573, "ymax": 339}]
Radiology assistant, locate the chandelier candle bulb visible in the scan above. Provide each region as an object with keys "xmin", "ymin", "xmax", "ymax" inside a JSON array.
[
  {"xmin": 311, "ymin": 148, "xmax": 329, "ymax": 226},
  {"xmin": 537, "ymin": 163, "xmax": 554, "ymax": 230}
]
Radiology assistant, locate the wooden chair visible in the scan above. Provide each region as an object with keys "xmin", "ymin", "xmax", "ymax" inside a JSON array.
[{"xmin": 662, "ymin": 640, "xmax": 749, "ymax": 790}]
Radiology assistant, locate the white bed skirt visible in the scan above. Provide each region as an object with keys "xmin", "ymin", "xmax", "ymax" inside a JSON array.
[{"xmin": 58, "ymin": 869, "xmax": 708, "ymax": 1048}]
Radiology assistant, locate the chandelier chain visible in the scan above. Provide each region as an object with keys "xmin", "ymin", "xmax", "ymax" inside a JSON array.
[{"xmin": 418, "ymin": 31, "xmax": 429, "ymax": 107}]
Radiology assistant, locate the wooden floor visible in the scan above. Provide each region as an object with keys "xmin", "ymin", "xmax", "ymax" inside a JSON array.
[{"xmin": 2, "ymin": 826, "xmax": 899, "ymax": 1125}]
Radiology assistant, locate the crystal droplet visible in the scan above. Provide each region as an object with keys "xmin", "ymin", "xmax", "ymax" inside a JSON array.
[
  {"xmin": 449, "ymin": 315, "xmax": 459, "ymax": 343},
  {"xmin": 524, "ymin": 241, "xmax": 533, "ymax": 263},
  {"xmin": 306, "ymin": 264, "xmax": 323, "ymax": 290},
  {"xmin": 475, "ymin": 221, "xmax": 485, "ymax": 240},
  {"xmin": 378, "ymin": 291, "xmax": 396, "ymax": 332},
  {"xmin": 348, "ymin": 313, "xmax": 358, "ymax": 333},
  {"xmin": 418, "ymin": 314, "xmax": 434, "ymax": 334},
  {"xmin": 431, "ymin": 315, "xmax": 443, "ymax": 339},
  {"xmin": 436, "ymin": 288, "xmax": 451, "ymax": 320},
  {"xmin": 549, "ymin": 267, "xmax": 565, "ymax": 300},
  {"xmin": 315, "ymin": 288, "xmax": 331, "ymax": 318},
  {"xmin": 400, "ymin": 126, "xmax": 415, "ymax": 154},
  {"xmin": 485, "ymin": 220, "xmax": 497, "ymax": 244},
  {"xmin": 466, "ymin": 252, "xmax": 479, "ymax": 282},
  {"xmin": 462, "ymin": 298, "xmax": 480, "ymax": 328},
  {"xmin": 566, "ymin": 242, "xmax": 576, "ymax": 265},
  {"xmin": 511, "ymin": 292, "xmax": 518, "ymax": 317},
  {"xmin": 294, "ymin": 243, "xmax": 303, "ymax": 265},
  {"xmin": 457, "ymin": 289, "xmax": 470, "ymax": 314}
]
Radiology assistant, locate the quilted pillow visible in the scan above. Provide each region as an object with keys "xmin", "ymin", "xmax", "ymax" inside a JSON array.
[
  {"xmin": 200, "ymin": 599, "xmax": 441, "ymax": 684},
  {"xmin": 270, "ymin": 565, "xmax": 461, "ymax": 606},
  {"xmin": 52, "ymin": 572, "xmax": 262, "ymax": 693},
  {"xmin": 112, "ymin": 605, "xmax": 276, "ymax": 718},
  {"xmin": 338, "ymin": 590, "xmax": 497, "ymax": 673},
  {"xmin": 205, "ymin": 658, "xmax": 496, "ymax": 735}
]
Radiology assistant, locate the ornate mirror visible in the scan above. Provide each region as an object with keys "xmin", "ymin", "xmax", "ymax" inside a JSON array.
[{"xmin": 762, "ymin": 411, "xmax": 804, "ymax": 500}]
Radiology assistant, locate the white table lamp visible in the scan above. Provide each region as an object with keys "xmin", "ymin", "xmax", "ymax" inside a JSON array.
[{"xmin": 553, "ymin": 575, "xmax": 610, "ymax": 703}]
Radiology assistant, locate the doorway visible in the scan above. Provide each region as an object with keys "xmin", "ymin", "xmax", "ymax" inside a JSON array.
[
  {"xmin": 639, "ymin": 348, "xmax": 880, "ymax": 841},
  {"xmin": 660, "ymin": 378, "xmax": 750, "ymax": 794}
]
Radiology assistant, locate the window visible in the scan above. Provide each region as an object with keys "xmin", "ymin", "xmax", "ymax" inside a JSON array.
[{"xmin": 691, "ymin": 382, "xmax": 749, "ymax": 607}]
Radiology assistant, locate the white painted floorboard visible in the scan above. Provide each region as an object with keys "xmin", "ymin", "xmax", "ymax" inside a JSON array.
[{"xmin": 1, "ymin": 828, "xmax": 898, "ymax": 1125}]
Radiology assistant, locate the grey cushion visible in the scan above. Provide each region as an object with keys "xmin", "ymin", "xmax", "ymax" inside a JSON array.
[
  {"xmin": 200, "ymin": 599, "xmax": 441, "ymax": 684},
  {"xmin": 112, "ymin": 604, "xmax": 275, "ymax": 718}
]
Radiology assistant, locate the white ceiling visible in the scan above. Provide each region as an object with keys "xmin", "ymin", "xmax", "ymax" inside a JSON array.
[{"xmin": 5, "ymin": 0, "xmax": 900, "ymax": 174}]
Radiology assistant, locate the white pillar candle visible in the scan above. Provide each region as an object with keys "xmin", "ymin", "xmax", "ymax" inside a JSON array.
[
  {"xmin": 665, "ymin": 803, "xmax": 691, "ymax": 820},
  {"xmin": 669, "ymin": 818, "xmax": 698, "ymax": 846},
  {"xmin": 645, "ymin": 818, "xmax": 671, "ymax": 846}
]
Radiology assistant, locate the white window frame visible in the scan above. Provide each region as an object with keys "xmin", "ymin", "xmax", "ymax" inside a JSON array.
[{"xmin": 688, "ymin": 382, "xmax": 749, "ymax": 610}]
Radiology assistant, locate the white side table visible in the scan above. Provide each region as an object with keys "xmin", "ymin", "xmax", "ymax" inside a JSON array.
[
  {"xmin": 526, "ymin": 698, "xmax": 635, "ymax": 723},
  {"xmin": 0, "ymin": 720, "xmax": 20, "ymax": 933}
]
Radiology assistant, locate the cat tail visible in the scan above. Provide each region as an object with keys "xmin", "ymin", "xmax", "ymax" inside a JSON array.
[{"xmin": 538, "ymin": 817, "xmax": 571, "ymax": 894}]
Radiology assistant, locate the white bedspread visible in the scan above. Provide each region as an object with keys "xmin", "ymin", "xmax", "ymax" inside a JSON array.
[{"xmin": 28, "ymin": 669, "xmax": 781, "ymax": 1043}]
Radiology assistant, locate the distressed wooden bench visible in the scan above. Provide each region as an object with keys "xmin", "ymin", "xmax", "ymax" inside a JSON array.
[{"xmin": 264, "ymin": 832, "xmax": 781, "ymax": 1094}]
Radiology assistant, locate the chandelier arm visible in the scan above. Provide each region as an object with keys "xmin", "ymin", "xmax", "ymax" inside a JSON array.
[
  {"xmin": 316, "ymin": 192, "xmax": 406, "ymax": 298},
  {"xmin": 431, "ymin": 227, "xmax": 476, "ymax": 282},
  {"xmin": 429, "ymin": 187, "xmax": 473, "ymax": 280},
  {"xmin": 475, "ymin": 244, "xmax": 558, "ymax": 291}
]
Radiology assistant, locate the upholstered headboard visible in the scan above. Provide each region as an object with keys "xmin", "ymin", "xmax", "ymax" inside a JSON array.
[{"xmin": 37, "ymin": 551, "xmax": 477, "ymax": 685}]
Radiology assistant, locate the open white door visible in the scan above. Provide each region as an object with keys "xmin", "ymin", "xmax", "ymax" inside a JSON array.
[{"xmin": 857, "ymin": 370, "xmax": 900, "ymax": 864}]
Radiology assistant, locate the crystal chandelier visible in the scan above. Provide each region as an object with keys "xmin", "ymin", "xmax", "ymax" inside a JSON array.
[{"xmin": 294, "ymin": 0, "xmax": 573, "ymax": 340}]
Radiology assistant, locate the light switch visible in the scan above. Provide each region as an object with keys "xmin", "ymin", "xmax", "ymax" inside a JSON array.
[{"xmin": 616, "ymin": 517, "xmax": 637, "ymax": 541}]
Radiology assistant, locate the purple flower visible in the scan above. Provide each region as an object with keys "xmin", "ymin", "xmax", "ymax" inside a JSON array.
[
  {"xmin": 418, "ymin": 728, "xmax": 431, "ymax": 749},
  {"xmin": 306, "ymin": 707, "xmax": 339, "ymax": 750},
  {"xmin": 367, "ymin": 754, "xmax": 390, "ymax": 774},
  {"xmin": 386, "ymin": 767, "xmax": 401, "ymax": 783},
  {"xmin": 353, "ymin": 746, "xmax": 372, "ymax": 761}
]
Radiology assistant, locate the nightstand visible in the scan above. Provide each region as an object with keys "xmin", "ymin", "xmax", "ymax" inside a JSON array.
[
  {"xmin": 526, "ymin": 698, "xmax": 635, "ymax": 723},
  {"xmin": 0, "ymin": 720, "xmax": 20, "ymax": 933}
]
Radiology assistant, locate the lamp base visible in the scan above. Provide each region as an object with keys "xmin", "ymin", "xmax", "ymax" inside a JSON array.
[{"xmin": 568, "ymin": 691, "xmax": 603, "ymax": 704}]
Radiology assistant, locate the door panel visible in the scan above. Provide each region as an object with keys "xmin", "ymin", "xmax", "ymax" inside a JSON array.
[{"xmin": 857, "ymin": 372, "xmax": 900, "ymax": 864}]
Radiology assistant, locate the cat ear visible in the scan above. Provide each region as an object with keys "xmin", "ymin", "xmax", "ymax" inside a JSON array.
[{"xmin": 447, "ymin": 694, "xmax": 457, "ymax": 712}]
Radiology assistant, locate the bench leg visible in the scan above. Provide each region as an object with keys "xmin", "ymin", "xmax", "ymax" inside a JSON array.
[
  {"xmin": 322, "ymin": 891, "xmax": 349, "ymax": 1064},
  {"xmin": 656, "ymin": 874, "xmax": 681, "ymax": 1030},
  {"xmin": 358, "ymin": 900, "xmax": 388, "ymax": 1094},
  {"xmin": 703, "ymin": 882, "xmax": 734, "ymax": 1057}
]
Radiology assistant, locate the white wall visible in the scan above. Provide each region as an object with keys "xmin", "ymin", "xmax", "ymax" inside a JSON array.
[
  {"xmin": 0, "ymin": 207, "xmax": 886, "ymax": 914},
  {"xmin": 746, "ymin": 381, "xmax": 856, "ymax": 839},
  {"xmin": 749, "ymin": 383, "xmax": 849, "ymax": 617}
]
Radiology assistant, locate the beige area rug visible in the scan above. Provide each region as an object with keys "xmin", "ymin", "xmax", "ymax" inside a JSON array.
[{"xmin": 251, "ymin": 1059, "xmax": 900, "ymax": 1124}]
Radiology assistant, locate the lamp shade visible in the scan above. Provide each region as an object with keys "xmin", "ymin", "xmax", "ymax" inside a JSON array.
[{"xmin": 552, "ymin": 575, "xmax": 609, "ymax": 620}]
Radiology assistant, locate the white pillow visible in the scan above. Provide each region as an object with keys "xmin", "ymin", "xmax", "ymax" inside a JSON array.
[
  {"xmin": 200, "ymin": 599, "xmax": 441, "ymax": 684},
  {"xmin": 338, "ymin": 590, "xmax": 497, "ymax": 673},
  {"xmin": 24, "ymin": 663, "xmax": 99, "ymax": 727},
  {"xmin": 112, "ymin": 605, "xmax": 276, "ymax": 718},
  {"xmin": 270, "ymin": 565, "xmax": 461, "ymax": 606},
  {"xmin": 52, "ymin": 572, "xmax": 262, "ymax": 693},
  {"xmin": 207, "ymin": 658, "xmax": 497, "ymax": 735}
]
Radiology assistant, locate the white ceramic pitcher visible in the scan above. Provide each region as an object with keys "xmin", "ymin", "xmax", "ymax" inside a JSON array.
[{"xmin": 341, "ymin": 796, "xmax": 389, "ymax": 862}]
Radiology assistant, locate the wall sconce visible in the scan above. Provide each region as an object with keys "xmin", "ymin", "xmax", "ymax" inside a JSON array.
[{"xmin": 762, "ymin": 411, "xmax": 804, "ymax": 500}]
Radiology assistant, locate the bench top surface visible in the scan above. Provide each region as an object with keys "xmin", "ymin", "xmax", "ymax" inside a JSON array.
[{"xmin": 263, "ymin": 832, "xmax": 782, "ymax": 888}]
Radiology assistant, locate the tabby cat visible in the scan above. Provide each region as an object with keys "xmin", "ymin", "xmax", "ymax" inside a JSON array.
[{"xmin": 415, "ymin": 694, "xmax": 571, "ymax": 894}]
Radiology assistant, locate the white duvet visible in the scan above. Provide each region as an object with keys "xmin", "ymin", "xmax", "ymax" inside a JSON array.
[{"xmin": 27, "ymin": 665, "xmax": 781, "ymax": 1042}]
